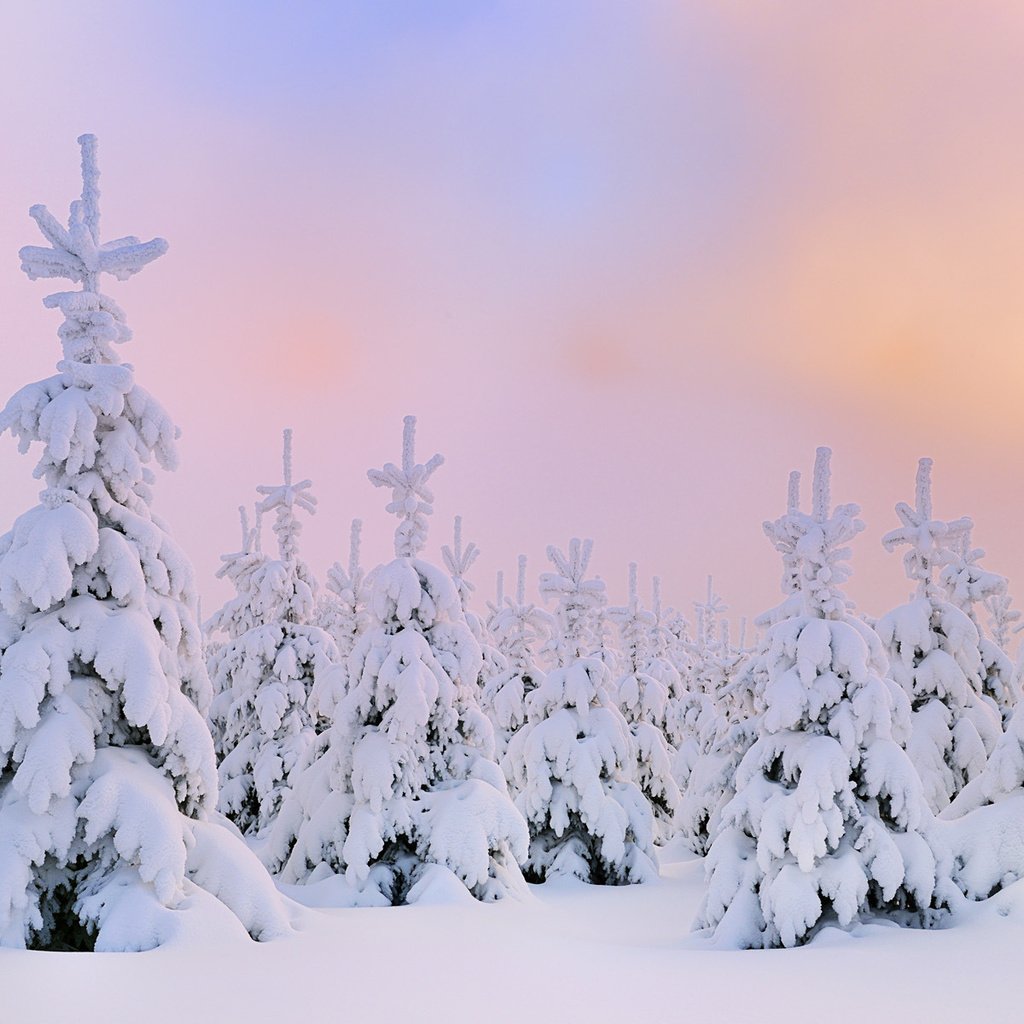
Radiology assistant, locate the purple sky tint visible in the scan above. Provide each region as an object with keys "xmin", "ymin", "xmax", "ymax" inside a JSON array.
[{"xmin": 2, "ymin": 3, "xmax": 1024, "ymax": 632}]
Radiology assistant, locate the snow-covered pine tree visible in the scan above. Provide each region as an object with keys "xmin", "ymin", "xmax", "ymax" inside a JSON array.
[
  {"xmin": 307, "ymin": 518, "xmax": 369, "ymax": 726},
  {"xmin": 481, "ymin": 555, "xmax": 549, "ymax": 766},
  {"xmin": 939, "ymin": 530, "xmax": 1018, "ymax": 723},
  {"xmin": 681, "ymin": 480, "xmax": 803, "ymax": 863},
  {"xmin": 661, "ymin": 600, "xmax": 694, "ymax": 697},
  {"xmin": 0, "ymin": 135, "xmax": 287, "ymax": 950},
  {"xmin": 643, "ymin": 576, "xmax": 685, "ymax": 733},
  {"xmin": 672, "ymin": 577, "xmax": 729, "ymax": 796},
  {"xmin": 314, "ymin": 517, "xmax": 367, "ymax": 669},
  {"xmin": 986, "ymin": 591, "xmax": 1023, "ymax": 658},
  {"xmin": 676, "ymin": 589, "xmax": 755, "ymax": 857},
  {"xmin": 205, "ymin": 506, "xmax": 266, "ymax": 651},
  {"xmin": 273, "ymin": 417, "xmax": 527, "ymax": 903},
  {"xmin": 442, "ymin": 515, "xmax": 507, "ymax": 696},
  {"xmin": 207, "ymin": 430, "xmax": 339, "ymax": 843},
  {"xmin": 506, "ymin": 539, "xmax": 657, "ymax": 884},
  {"xmin": 537, "ymin": 538, "xmax": 605, "ymax": 668},
  {"xmin": 607, "ymin": 563, "xmax": 680, "ymax": 843},
  {"xmin": 697, "ymin": 448, "xmax": 937, "ymax": 948},
  {"xmin": 876, "ymin": 459, "xmax": 1002, "ymax": 812}
]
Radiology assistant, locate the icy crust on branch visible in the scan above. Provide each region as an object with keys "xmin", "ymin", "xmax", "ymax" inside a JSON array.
[
  {"xmin": 608, "ymin": 565, "xmax": 680, "ymax": 843},
  {"xmin": 0, "ymin": 135, "xmax": 288, "ymax": 949},
  {"xmin": 274, "ymin": 557, "xmax": 528, "ymax": 902},
  {"xmin": 506, "ymin": 657, "xmax": 657, "ymax": 884},
  {"xmin": 698, "ymin": 449, "xmax": 939, "ymax": 948}
]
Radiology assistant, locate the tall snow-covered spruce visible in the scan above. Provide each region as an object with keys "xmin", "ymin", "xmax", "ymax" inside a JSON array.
[
  {"xmin": 876, "ymin": 458, "xmax": 1002, "ymax": 813},
  {"xmin": 506, "ymin": 539, "xmax": 657, "ymax": 884},
  {"xmin": 0, "ymin": 135, "xmax": 288, "ymax": 950},
  {"xmin": 272, "ymin": 417, "xmax": 528, "ymax": 903},
  {"xmin": 207, "ymin": 430, "xmax": 339, "ymax": 843},
  {"xmin": 697, "ymin": 448, "xmax": 937, "ymax": 949}
]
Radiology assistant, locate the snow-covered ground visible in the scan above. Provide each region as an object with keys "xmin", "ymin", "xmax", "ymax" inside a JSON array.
[{"xmin": 5, "ymin": 841, "xmax": 1021, "ymax": 1024}]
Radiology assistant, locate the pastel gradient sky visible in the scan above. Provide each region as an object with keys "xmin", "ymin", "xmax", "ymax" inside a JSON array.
[{"xmin": 2, "ymin": 3, "xmax": 1024, "ymax": 630}]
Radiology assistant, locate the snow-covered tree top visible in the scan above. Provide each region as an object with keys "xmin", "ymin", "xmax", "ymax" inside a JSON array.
[
  {"xmin": 442, "ymin": 515, "xmax": 480, "ymax": 609},
  {"xmin": 256, "ymin": 429, "xmax": 316, "ymax": 566},
  {"xmin": 648, "ymin": 576, "xmax": 671, "ymax": 660},
  {"xmin": 694, "ymin": 575, "xmax": 727, "ymax": 648},
  {"xmin": 326, "ymin": 517, "xmax": 364, "ymax": 602},
  {"xmin": 215, "ymin": 504, "xmax": 258, "ymax": 578},
  {"xmin": 490, "ymin": 555, "xmax": 551, "ymax": 675},
  {"xmin": 368, "ymin": 415, "xmax": 444, "ymax": 558},
  {"xmin": 882, "ymin": 457, "xmax": 972, "ymax": 599},
  {"xmin": 19, "ymin": 134, "xmax": 167, "ymax": 362},
  {"xmin": 986, "ymin": 591, "xmax": 1024, "ymax": 653},
  {"xmin": 762, "ymin": 447, "xmax": 863, "ymax": 619},
  {"xmin": 486, "ymin": 569, "xmax": 505, "ymax": 632},
  {"xmin": 608, "ymin": 563, "xmax": 656, "ymax": 675},
  {"xmin": 940, "ymin": 528, "xmax": 1006, "ymax": 622},
  {"xmin": 540, "ymin": 538, "xmax": 606, "ymax": 666}
]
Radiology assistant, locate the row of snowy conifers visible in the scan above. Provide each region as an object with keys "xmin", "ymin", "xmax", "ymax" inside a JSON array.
[
  {"xmin": 207, "ymin": 425, "xmax": 1024, "ymax": 948},
  {"xmin": 2, "ymin": 136, "xmax": 1023, "ymax": 953}
]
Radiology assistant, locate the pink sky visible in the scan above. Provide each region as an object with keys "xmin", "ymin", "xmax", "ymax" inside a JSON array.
[{"xmin": 2, "ymin": 3, "xmax": 1024, "ymax": 633}]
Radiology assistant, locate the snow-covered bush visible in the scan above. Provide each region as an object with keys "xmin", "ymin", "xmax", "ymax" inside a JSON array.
[
  {"xmin": 697, "ymin": 448, "xmax": 938, "ymax": 948},
  {"xmin": 506, "ymin": 540, "xmax": 657, "ymax": 884},
  {"xmin": 877, "ymin": 459, "xmax": 1002, "ymax": 813},
  {"xmin": 607, "ymin": 563, "xmax": 680, "ymax": 843},
  {"xmin": 207, "ymin": 431, "xmax": 339, "ymax": 841},
  {"xmin": 0, "ymin": 136, "xmax": 289, "ymax": 950},
  {"xmin": 271, "ymin": 417, "xmax": 527, "ymax": 903}
]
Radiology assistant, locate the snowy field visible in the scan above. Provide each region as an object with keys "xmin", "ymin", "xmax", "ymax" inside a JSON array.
[{"xmin": 5, "ymin": 840, "xmax": 1021, "ymax": 1024}]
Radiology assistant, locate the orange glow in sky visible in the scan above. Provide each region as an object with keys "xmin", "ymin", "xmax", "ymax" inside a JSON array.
[{"xmin": 2, "ymin": 3, "xmax": 1023, "ymax": 633}]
